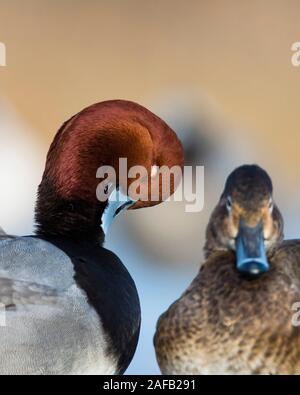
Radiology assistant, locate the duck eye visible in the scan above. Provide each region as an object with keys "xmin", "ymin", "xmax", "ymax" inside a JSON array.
[{"xmin": 226, "ymin": 196, "xmax": 232, "ymax": 211}]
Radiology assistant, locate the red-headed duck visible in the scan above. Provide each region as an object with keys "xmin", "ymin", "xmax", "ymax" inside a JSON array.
[{"xmin": 0, "ymin": 100, "xmax": 183, "ymax": 375}]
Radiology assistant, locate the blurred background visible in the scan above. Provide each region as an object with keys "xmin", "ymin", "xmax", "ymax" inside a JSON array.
[{"xmin": 1, "ymin": 0, "xmax": 300, "ymax": 374}]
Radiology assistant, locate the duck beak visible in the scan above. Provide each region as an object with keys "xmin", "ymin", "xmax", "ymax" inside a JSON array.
[
  {"xmin": 235, "ymin": 219, "xmax": 269, "ymax": 275},
  {"xmin": 101, "ymin": 186, "xmax": 136, "ymax": 234}
]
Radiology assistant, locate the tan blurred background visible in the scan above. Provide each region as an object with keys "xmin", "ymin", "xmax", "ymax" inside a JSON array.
[{"xmin": 1, "ymin": 0, "xmax": 300, "ymax": 374}]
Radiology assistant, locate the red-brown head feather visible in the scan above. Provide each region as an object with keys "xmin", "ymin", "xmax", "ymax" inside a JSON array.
[{"xmin": 35, "ymin": 100, "xmax": 183, "ymax": 240}]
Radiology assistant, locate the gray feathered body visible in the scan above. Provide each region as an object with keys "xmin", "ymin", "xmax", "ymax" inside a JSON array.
[{"xmin": 0, "ymin": 236, "xmax": 117, "ymax": 375}]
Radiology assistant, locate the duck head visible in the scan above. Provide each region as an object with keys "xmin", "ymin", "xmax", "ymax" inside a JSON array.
[
  {"xmin": 205, "ymin": 165, "xmax": 284, "ymax": 275},
  {"xmin": 35, "ymin": 100, "xmax": 183, "ymax": 244}
]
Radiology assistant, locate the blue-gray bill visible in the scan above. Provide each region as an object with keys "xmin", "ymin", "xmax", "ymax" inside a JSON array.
[
  {"xmin": 101, "ymin": 186, "xmax": 136, "ymax": 235},
  {"xmin": 236, "ymin": 220, "xmax": 269, "ymax": 275}
]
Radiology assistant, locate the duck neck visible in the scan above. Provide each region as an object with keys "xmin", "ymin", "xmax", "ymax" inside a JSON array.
[{"xmin": 35, "ymin": 177, "xmax": 106, "ymax": 244}]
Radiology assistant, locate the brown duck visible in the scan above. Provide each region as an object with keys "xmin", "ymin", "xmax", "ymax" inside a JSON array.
[{"xmin": 154, "ymin": 165, "xmax": 300, "ymax": 374}]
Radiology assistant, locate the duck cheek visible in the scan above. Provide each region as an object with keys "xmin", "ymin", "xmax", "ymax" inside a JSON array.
[
  {"xmin": 218, "ymin": 221, "xmax": 237, "ymax": 250},
  {"xmin": 224, "ymin": 216, "xmax": 239, "ymax": 241},
  {"xmin": 263, "ymin": 218, "xmax": 281, "ymax": 248},
  {"xmin": 262, "ymin": 215, "xmax": 274, "ymax": 240}
]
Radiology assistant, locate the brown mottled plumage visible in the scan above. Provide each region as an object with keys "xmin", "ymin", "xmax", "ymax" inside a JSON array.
[{"xmin": 154, "ymin": 165, "xmax": 300, "ymax": 374}]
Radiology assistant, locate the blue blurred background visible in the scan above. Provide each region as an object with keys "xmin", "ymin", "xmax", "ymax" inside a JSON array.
[{"xmin": 1, "ymin": 0, "xmax": 300, "ymax": 374}]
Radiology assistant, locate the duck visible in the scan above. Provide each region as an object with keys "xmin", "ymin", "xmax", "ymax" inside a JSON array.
[
  {"xmin": 154, "ymin": 164, "xmax": 300, "ymax": 375},
  {"xmin": 0, "ymin": 99, "xmax": 183, "ymax": 375}
]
